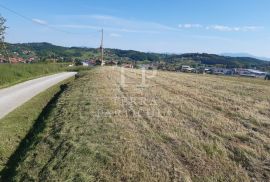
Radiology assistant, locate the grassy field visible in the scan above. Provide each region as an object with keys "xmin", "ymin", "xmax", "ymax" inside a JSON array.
[
  {"xmin": 1, "ymin": 67, "xmax": 270, "ymax": 181},
  {"xmin": 0, "ymin": 63, "xmax": 67, "ymax": 88},
  {"xmin": 0, "ymin": 78, "xmax": 73, "ymax": 174}
]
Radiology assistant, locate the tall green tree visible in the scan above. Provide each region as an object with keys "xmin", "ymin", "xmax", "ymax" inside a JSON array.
[
  {"xmin": 0, "ymin": 15, "xmax": 7, "ymax": 62},
  {"xmin": 0, "ymin": 15, "xmax": 7, "ymax": 43}
]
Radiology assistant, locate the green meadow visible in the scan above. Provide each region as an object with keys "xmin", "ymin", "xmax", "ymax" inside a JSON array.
[{"xmin": 0, "ymin": 63, "xmax": 67, "ymax": 88}]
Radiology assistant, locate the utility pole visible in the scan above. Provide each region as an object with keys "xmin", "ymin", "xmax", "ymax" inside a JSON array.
[{"xmin": 100, "ymin": 29, "xmax": 105, "ymax": 66}]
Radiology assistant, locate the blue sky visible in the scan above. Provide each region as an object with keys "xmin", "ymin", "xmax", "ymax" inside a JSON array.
[{"xmin": 0, "ymin": 0, "xmax": 270, "ymax": 57}]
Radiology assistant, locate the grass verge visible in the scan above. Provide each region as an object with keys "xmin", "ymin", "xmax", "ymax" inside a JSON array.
[
  {"xmin": 0, "ymin": 77, "xmax": 73, "ymax": 174},
  {"xmin": 0, "ymin": 63, "xmax": 68, "ymax": 89}
]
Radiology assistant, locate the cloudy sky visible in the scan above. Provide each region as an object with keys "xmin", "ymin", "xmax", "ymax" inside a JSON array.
[{"xmin": 1, "ymin": 0, "xmax": 270, "ymax": 57}]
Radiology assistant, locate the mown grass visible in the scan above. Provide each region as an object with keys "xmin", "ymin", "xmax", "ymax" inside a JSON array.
[
  {"xmin": 4, "ymin": 67, "xmax": 270, "ymax": 181},
  {"xmin": 0, "ymin": 77, "xmax": 73, "ymax": 174},
  {"xmin": 0, "ymin": 63, "xmax": 68, "ymax": 88}
]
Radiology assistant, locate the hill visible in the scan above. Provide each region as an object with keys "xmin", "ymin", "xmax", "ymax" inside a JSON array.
[
  {"xmin": 1, "ymin": 42, "xmax": 270, "ymax": 71},
  {"xmin": 2, "ymin": 67, "xmax": 269, "ymax": 181},
  {"xmin": 221, "ymin": 53, "xmax": 270, "ymax": 62}
]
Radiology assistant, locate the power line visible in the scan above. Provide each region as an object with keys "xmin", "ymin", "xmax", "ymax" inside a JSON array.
[{"xmin": 0, "ymin": 3, "xmax": 96, "ymax": 36}]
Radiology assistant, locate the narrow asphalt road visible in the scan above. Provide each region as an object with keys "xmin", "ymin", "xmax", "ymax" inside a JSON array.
[{"xmin": 0, "ymin": 72, "xmax": 76, "ymax": 119}]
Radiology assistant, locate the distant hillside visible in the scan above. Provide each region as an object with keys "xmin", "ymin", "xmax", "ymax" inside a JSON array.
[
  {"xmin": 1, "ymin": 42, "xmax": 270, "ymax": 71},
  {"xmin": 164, "ymin": 53, "xmax": 270, "ymax": 70},
  {"xmin": 221, "ymin": 53, "xmax": 270, "ymax": 62}
]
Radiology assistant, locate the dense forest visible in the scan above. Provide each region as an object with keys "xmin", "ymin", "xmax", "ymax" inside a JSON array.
[{"xmin": 1, "ymin": 42, "xmax": 270, "ymax": 71}]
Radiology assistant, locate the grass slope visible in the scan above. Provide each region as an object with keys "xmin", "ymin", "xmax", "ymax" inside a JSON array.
[
  {"xmin": 0, "ymin": 64, "xmax": 67, "ymax": 88},
  {"xmin": 6, "ymin": 67, "xmax": 270, "ymax": 181},
  {"xmin": 0, "ymin": 78, "xmax": 73, "ymax": 173}
]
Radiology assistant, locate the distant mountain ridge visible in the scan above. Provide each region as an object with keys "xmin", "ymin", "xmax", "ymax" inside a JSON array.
[
  {"xmin": 221, "ymin": 53, "xmax": 270, "ymax": 62},
  {"xmin": 1, "ymin": 42, "xmax": 270, "ymax": 71}
]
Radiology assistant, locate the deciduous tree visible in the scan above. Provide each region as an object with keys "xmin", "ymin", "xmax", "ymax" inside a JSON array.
[
  {"xmin": 0, "ymin": 15, "xmax": 7, "ymax": 44},
  {"xmin": 0, "ymin": 15, "xmax": 8, "ymax": 62}
]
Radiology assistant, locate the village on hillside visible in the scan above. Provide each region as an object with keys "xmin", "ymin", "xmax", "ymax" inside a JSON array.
[
  {"xmin": 1, "ymin": 51, "xmax": 270, "ymax": 80},
  {"xmin": 0, "ymin": 50, "xmax": 37, "ymax": 64},
  {"xmin": 76, "ymin": 60, "xmax": 270, "ymax": 80}
]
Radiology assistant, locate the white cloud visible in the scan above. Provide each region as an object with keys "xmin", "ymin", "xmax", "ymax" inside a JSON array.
[
  {"xmin": 179, "ymin": 24, "xmax": 203, "ymax": 28},
  {"xmin": 53, "ymin": 24, "xmax": 160, "ymax": 34},
  {"xmin": 90, "ymin": 15, "xmax": 115, "ymax": 20},
  {"xmin": 206, "ymin": 25, "xmax": 263, "ymax": 32},
  {"xmin": 55, "ymin": 24, "xmax": 100, "ymax": 30},
  {"xmin": 206, "ymin": 25, "xmax": 232, "ymax": 31},
  {"xmin": 191, "ymin": 35, "xmax": 234, "ymax": 42},
  {"xmin": 241, "ymin": 26, "xmax": 264, "ymax": 31},
  {"xmin": 32, "ymin": 18, "xmax": 48, "ymax": 25},
  {"xmin": 178, "ymin": 23, "xmax": 263, "ymax": 32},
  {"xmin": 52, "ymin": 14, "xmax": 264, "ymax": 35},
  {"xmin": 110, "ymin": 33, "xmax": 121, "ymax": 37},
  {"xmin": 57, "ymin": 14, "xmax": 179, "ymax": 33}
]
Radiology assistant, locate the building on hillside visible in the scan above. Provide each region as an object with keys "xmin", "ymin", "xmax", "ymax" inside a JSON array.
[
  {"xmin": 28, "ymin": 57, "xmax": 35, "ymax": 63},
  {"xmin": 9, "ymin": 58, "xmax": 18, "ymax": 64},
  {"xmin": 141, "ymin": 64, "xmax": 151, "ymax": 69},
  {"xmin": 88, "ymin": 60, "xmax": 96, "ymax": 66},
  {"xmin": 82, "ymin": 61, "xmax": 90, "ymax": 67},
  {"xmin": 81, "ymin": 60, "xmax": 101, "ymax": 67},
  {"xmin": 181, "ymin": 65, "xmax": 195, "ymax": 72},
  {"xmin": 9, "ymin": 57, "xmax": 26, "ymax": 64},
  {"xmin": 265, "ymin": 73, "xmax": 270, "ymax": 80},
  {"xmin": 23, "ymin": 50, "xmax": 31, "ymax": 55},
  {"xmin": 122, "ymin": 63, "xmax": 134, "ymax": 69},
  {"xmin": 105, "ymin": 60, "xmax": 118, "ymax": 66},
  {"xmin": 237, "ymin": 69, "xmax": 267, "ymax": 78},
  {"xmin": 195, "ymin": 67, "xmax": 209, "ymax": 74},
  {"xmin": 212, "ymin": 68, "xmax": 234, "ymax": 75},
  {"xmin": 139, "ymin": 63, "xmax": 158, "ymax": 70},
  {"xmin": 0, "ymin": 56, "xmax": 6, "ymax": 63}
]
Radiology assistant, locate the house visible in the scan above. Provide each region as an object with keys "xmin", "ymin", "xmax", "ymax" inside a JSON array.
[
  {"xmin": 28, "ymin": 57, "xmax": 35, "ymax": 62},
  {"xmin": 82, "ymin": 61, "xmax": 90, "ymax": 67},
  {"xmin": 238, "ymin": 69, "xmax": 267, "ymax": 78},
  {"xmin": 88, "ymin": 60, "xmax": 96, "ymax": 66},
  {"xmin": 0, "ymin": 56, "xmax": 5, "ymax": 63},
  {"xmin": 23, "ymin": 50, "xmax": 31, "ymax": 55},
  {"xmin": 9, "ymin": 58, "xmax": 18, "ymax": 63},
  {"xmin": 265, "ymin": 73, "xmax": 270, "ymax": 80},
  {"xmin": 122, "ymin": 63, "xmax": 134, "ymax": 69},
  {"xmin": 212, "ymin": 68, "xmax": 234, "ymax": 75},
  {"xmin": 9, "ymin": 57, "xmax": 26, "ymax": 64},
  {"xmin": 195, "ymin": 67, "xmax": 209, "ymax": 74},
  {"xmin": 18, "ymin": 57, "xmax": 25, "ymax": 63},
  {"xmin": 181, "ymin": 65, "xmax": 195, "ymax": 72},
  {"xmin": 139, "ymin": 64, "xmax": 157, "ymax": 70},
  {"xmin": 105, "ymin": 60, "xmax": 118, "ymax": 66}
]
